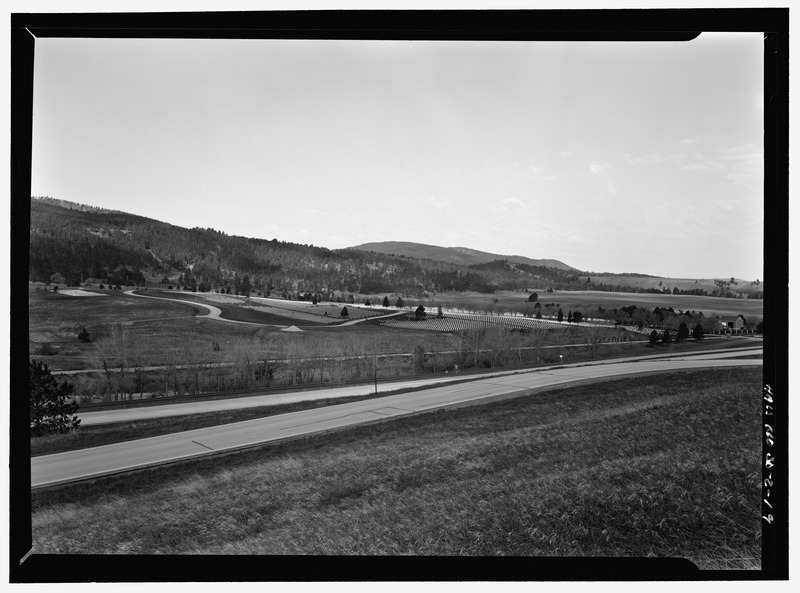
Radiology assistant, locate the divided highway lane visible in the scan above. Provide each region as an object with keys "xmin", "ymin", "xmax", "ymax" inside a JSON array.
[{"xmin": 31, "ymin": 356, "xmax": 761, "ymax": 489}]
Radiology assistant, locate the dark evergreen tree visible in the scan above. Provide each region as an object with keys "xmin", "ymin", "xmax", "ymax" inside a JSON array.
[
  {"xmin": 662, "ymin": 328, "xmax": 672, "ymax": 343},
  {"xmin": 692, "ymin": 323, "xmax": 705, "ymax": 341},
  {"xmin": 395, "ymin": 296, "xmax": 405, "ymax": 308},
  {"xmin": 557, "ymin": 308, "xmax": 564, "ymax": 322},
  {"xmin": 415, "ymin": 305, "xmax": 427, "ymax": 320},
  {"xmin": 527, "ymin": 292, "xmax": 538, "ymax": 302},
  {"xmin": 29, "ymin": 360, "xmax": 81, "ymax": 436},
  {"xmin": 77, "ymin": 327, "xmax": 91, "ymax": 343},
  {"xmin": 567, "ymin": 310, "xmax": 573, "ymax": 323},
  {"xmin": 383, "ymin": 296, "xmax": 390, "ymax": 308},
  {"xmin": 240, "ymin": 274, "xmax": 252, "ymax": 295},
  {"xmin": 677, "ymin": 322, "xmax": 690, "ymax": 342},
  {"xmin": 340, "ymin": 306, "xmax": 349, "ymax": 318},
  {"xmin": 649, "ymin": 330, "xmax": 660, "ymax": 345}
]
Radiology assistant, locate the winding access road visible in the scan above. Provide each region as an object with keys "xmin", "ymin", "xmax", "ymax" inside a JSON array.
[
  {"xmin": 124, "ymin": 290, "xmax": 269, "ymax": 326},
  {"xmin": 30, "ymin": 349, "xmax": 761, "ymax": 489}
]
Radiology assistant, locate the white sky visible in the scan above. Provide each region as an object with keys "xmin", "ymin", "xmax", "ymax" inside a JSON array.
[{"xmin": 30, "ymin": 32, "xmax": 764, "ymax": 280}]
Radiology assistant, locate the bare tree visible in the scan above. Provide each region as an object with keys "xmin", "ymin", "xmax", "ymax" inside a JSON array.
[
  {"xmin": 581, "ymin": 324, "xmax": 605, "ymax": 360},
  {"xmin": 88, "ymin": 324, "xmax": 134, "ymax": 401},
  {"xmin": 453, "ymin": 326, "xmax": 489, "ymax": 369},
  {"xmin": 487, "ymin": 326, "xmax": 513, "ymax": 368}
]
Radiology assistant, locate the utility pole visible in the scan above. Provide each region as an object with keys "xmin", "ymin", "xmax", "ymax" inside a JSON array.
[{"xmin": 374, "ymin": 354, "xmax": 378, "ymax": 395}]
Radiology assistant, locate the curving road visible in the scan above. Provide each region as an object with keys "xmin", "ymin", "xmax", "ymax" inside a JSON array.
[
  {"xmin": 124, "ymin": 290, "xmax": 282, "ymax": 326},
  {"xmin": 31, "ymin": 350, "xmax": 761, "ymax": 488}
]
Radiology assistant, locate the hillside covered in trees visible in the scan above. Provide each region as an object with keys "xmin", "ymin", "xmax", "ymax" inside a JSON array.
[{"xmin": 29, "ymin": 197, "xmax": 588, "ymax": 297}]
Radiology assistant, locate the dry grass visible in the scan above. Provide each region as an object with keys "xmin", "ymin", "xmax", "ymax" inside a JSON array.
[{"xmin": 31, "ymin": 367, "xmax": 762, "ymax": 567}]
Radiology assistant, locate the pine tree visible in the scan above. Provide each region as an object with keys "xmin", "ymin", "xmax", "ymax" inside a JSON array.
[
  {"xmin": 77, "ymin": 327, "xmax": 91, "ymax": 343},
  {"xmin": 29, "ymin": 360, "xmax": 81, "ymax": 436}
]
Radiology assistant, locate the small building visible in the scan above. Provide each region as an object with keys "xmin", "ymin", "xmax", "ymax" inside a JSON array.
[{"xmin": 714, "ymin": 315, "xmax": 747, "ymax": 332}]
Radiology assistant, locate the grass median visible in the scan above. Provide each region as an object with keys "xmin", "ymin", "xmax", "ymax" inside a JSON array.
[{"xmin": 30, "ymin": 366, "xmax": 762, "ymax": 567}]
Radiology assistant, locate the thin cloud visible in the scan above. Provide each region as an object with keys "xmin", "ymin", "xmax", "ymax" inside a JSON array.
[
  {"xmin": 623, "ymin": 153, "xmax": 665, "ymax": 166},
  {"xmin": 522, "ymin": 165, "xmax": 542, "ymax": 179},
  {"xmin": 501, "ymin": 197, "xmax": 528, "ymax": 208},
  {"xmin": 679, "ymin": 136, "xmax": 703, "ymax": 145},
  {"xmin": 589, "ymin": 162, "xmax": 612, "ymax": 175},
  {"xmin": 427, "ymin": 197, "xmax": 452, "ymax": 210}
]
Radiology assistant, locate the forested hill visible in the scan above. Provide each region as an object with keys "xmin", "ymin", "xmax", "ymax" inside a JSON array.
[
  {"xmin": 349, "ymin": 241, "xmax": 574, "ymax": 270},
  {"xmin": 28, "ymin": 197, "xmax": 588, "ymax": 296}
]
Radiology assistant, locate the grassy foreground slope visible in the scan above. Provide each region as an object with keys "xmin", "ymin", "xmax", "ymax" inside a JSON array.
[{"xmin": 31, "ymin": 367, "xmax": 761, "ymax": 567}]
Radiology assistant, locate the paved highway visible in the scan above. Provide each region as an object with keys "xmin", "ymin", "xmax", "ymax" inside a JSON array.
[
  {"xmin": 73, "ymin": 345, "xmax": 762, "ymax": 426},
  {"xmin": 30, "ymin": 351, "xmax": 761, "ymax": 488}
]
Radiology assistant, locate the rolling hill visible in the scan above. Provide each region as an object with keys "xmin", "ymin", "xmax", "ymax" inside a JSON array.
[
  {"xmin": 28, "ymin": 198, "xmax": 587, "ymax": 296},
  {"xmin": 350, "ymin": 241, "xmax": 575, "ymax": 270}
]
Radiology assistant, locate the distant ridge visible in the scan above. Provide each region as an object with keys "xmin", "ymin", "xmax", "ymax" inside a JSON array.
[
  {"xmin": 32, "ymin": 196, "xmax": 128, "ymax": 216},
  {"xmin": 349, "ymin": 241, "xmax": 575, "ymax": 271}
]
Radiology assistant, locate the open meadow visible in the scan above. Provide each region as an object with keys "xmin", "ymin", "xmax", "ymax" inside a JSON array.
[
  {"xmin": 427, "ymin": 290, "xmax": 763, "ymax": 320},
  {"xmin": 30, "ymin": 366, "xmax": 762, "ymax": 567}
]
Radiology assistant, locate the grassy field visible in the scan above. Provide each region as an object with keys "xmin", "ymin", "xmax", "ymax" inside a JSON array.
[
  {"xmin": 430, "ymin": 290, "xmax": 763, "ymax": 320},
  {"xmin": 29, "ymin": 287, "xmax": 454, "ymax": 371},
  {"xmin": 574, "ymin": 274, "xmax": 763, "ymax": 296},
  {"xmin": 537, "ymin": 290, "xmax": 764, "ymax": 319},
  {"xmin": 30, "ymin": 367, "xmax": 762, "ymax": 566}
]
